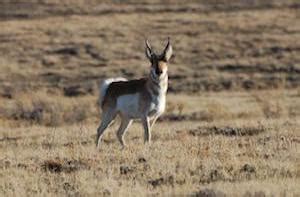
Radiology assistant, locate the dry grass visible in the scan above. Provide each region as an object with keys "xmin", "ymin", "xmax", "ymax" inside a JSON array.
[
  {"xmin": 1, "ymin": 0, "xmax": 300, "ymax": 196},
  {"xmin": 0, "ymin": 91, "xmax": 98, "ymax": 127},
  {"xmin": 1, "ymin": 91, "xmax": 300, "ymax": 196},
  {"xmin": 0, "ymin": 0, "xmax": 299, "ymax": 95}
]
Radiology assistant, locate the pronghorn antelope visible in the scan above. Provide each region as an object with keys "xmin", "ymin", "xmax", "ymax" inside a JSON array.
[{"xmin": 96, "ymin": 38, "xmax": 173, "ymax": 148}]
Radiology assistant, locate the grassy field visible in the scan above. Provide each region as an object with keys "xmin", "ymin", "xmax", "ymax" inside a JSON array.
[{"xmin": 0, "ymin": 0, "xmax": 300, "ymax": 196}]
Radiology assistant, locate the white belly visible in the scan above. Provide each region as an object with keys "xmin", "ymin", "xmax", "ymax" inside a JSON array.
[
  {"xmin": 116, "ymin": 93, "xmax": 166, "ymax": 119},
  {"xmin": 116, "ymin": 93, "xmax": 141, "ymax": 118}
]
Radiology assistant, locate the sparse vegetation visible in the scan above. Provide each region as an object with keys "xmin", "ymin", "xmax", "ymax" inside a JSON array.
[{"xmin": 0, "ymin": 0, "xmax": 299, "ymax": 196}]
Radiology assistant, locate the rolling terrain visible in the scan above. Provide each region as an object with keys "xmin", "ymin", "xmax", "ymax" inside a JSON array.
[{"xmin": 0, "ymin": 0, "xmax": 299, "ymax": 196}]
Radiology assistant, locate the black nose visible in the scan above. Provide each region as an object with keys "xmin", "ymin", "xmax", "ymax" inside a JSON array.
[{"xmin": 156, "ymin": 69, "xmax": 162, "ymax": 75}]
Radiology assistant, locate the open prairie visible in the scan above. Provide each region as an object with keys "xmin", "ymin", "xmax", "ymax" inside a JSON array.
[{"xmin": 0, "ymin": 0, "xmax": 300, "ymax": 196}]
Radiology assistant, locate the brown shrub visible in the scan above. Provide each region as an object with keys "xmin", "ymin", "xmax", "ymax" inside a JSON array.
[
  {"xmin": 193, "ymin": 188, "xmax": 226, "ymax": 197},
  {"xmin": 41, "ymin": 159, "xmax": 89, "ymax": 173},
  {"xmin": 188, "ymin": 125, "xmax": 267, "ymax": 137},
  {"xmin": 0, "ymin": 92, "xmax": 96, "ymax": 126},
  {"xmin": 166, "ymin": 102, "xmax": 185, "ymax": 116},
  {"xmin": 252, "ymin": 92, "xmax": 288, "ymax": 119}
]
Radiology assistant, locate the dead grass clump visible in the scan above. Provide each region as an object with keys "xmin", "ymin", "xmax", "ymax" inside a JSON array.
[
  {"xmin": 62, "ymin": 182, "xmax": 78, "ymax": 196},
  {"xmin": 10, "ymin": 97, "xmax": 63, "ymax": 126},
  {"xmin": 189, "ymin": 166, "xmax": 228, "ymax": 184},
  {"xmin": 189, "ymin": 125, "xmax": 266, "ymax": 137},
  {"xmin": 163, "ymin": 99, "xmax": 236, "ymax": 122},
  {"xmin": 253, "ymin": 92, "xmax": 288, "ymax": 119},
  {"xmin": 0, "ymin": 85, "xmax": 15, "ymax": 99},
  {"xmin": 161, "ymin": 100, "xmax": 232, "ymax": 122},
  {"xmin": 239, "ymin": 164, "xmax": 257, "ymax": 180},
  {"xmin": 192, "ymin": 188, "xmax": 226, "ymax": 197},
  {"xmin": 240, "ymin": 164, "xmax": 256, "ymax": 174},
  {"xmin": 63, "ymin": 83, "xmax": 95, "ymax": 97},
  {"xmin": 159, "ymin": 111, "xmax": 212, "ymax": 122},
  {"xmin": 159, "ymin": 114, "xmax": 188, "ymax": 122},
  {"xmin": 208, "ymin": 169, "xmax": 226, "ymax": 183},
  {"xmin": 161, "ymin": 102, "xmax": 187, "ymax": 121},
  {"xmin": 0, "ymin": 136, "xmax": 21, "ymax": 142},
  {"xmin": 41, "ymin": 160, "xmax": 63, "ymax": 173},
  {"xmin": 166, "ymin": 102, "xmax": 185, "ymax": 116},
  {"xmin": 189, "ymin": 161, "xmax": 298, "ymax": 187},
  {"xmin": 288, "ymin": 105, "xmax": 300, "ymax": 117},
  {"xmin": 41, "ymin": 159, "xmax": 89, "ymax": 173},
  {"xmin": 243, "ymin": 191, "xmax": 267, "ymax": 197},
  {"xmin": 0, "ymin": 160, "xmax": 11, "ymax": 170},
  {"xmin": 0, "ymin": 92, "xmax": 95, "ymax": 126},
  {"xmin": 297, "ymin": 88, "xmax": 300, "ymax": 97},
  {"xmin": 138, "ymin": 157, "xmax": 147, "ymax": 163},
  {"xmin": 120, "ymin": 165, "xmax": 135, "ymax": 175},
  {"xmin": 63, "ymin": 103, "xmax": 90, "ymax": 124},
  {"xmin": 148, "ymin": 175, "xmax": 174, "ymax": 188},
  {"xmin": 200, "ymin": 101, "xmax": 233, "ymax": 122}
]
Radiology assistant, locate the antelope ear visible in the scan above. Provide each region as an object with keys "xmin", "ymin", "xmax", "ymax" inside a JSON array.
[
  {"xmin": 162, "ymin": 37, "xmax": 173, "ymax": 62},
  {"xmin": 145, "ymin": 39, "xmax": 153, "ymax": 61}
]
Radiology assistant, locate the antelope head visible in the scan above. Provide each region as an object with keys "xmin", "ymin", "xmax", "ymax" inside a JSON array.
[{"xmin": 145, "ymin": 38, "xmax": 173, "ymax": 79}]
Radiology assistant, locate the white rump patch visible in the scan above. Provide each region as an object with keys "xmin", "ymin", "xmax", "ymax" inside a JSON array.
[{"xmin": 98, "ymin": 77, "xmax": 127, "ymax": 106}]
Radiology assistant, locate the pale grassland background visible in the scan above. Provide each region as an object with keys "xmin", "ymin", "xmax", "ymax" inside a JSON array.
[{"xmin": 0, "ymin": 0, "xmax": 300, "ymax": 196}]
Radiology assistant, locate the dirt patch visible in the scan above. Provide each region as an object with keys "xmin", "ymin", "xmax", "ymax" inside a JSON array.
[
  {"xmin": 0, "ymin": 136, "xmax": 21, "ymax": 142},
  {"xmin": 192, "ymin": 188, "xmax": 226, "ymax": 197},
  {"xmin": 41, "ymin": 159, "xmax": 90, "ymax": 173},
  {"xmin": 188, "ymin": 125, "xmax": 267, "ymax": 137},
  {"xmin": 120, "ymin": 165, "xmax": 135, "ymax": 175},
  {"xmin": 138, "ymin": 157, "xmax": 147, "ymax": 163},
  {"xmin": 240, "ymin": 164, "xmax": 256, "ymax": 174},
  {"xmin": 243, "ymin": 191, "xmax": 267, "ymax": 197},
  {"xmin": 63, "ymin": 84, "xmax": 94, "ymax": 97},
  {"xmin": 148, "ymin": 175, "xmax": 174, "ymax": 188},
  {"xmin": 160, "ymin": 112, "xmax": 213, "ymax": 122}
]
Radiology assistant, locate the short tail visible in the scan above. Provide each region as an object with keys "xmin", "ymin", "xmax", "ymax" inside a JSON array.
[{"xmin": 98, "ymin": 77, "xmax": 127, "ymax": 107}]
